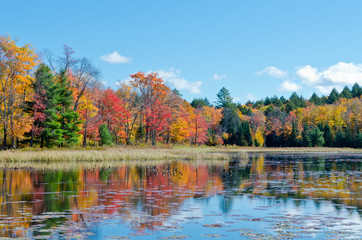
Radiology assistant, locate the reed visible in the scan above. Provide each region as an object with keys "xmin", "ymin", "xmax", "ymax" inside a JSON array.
[
  {"xmin": 0, "ymin": 146, "xmax": 360, "ymax": 169},
  {"xmin": 0, "ymin": 146, "xmax": 250, "ymax": 163}
]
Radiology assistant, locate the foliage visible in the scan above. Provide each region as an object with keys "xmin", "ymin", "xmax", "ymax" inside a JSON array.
[
  {"xmin": 98, "ymin": 124, "xmax": 113, "ymax": 146},
  {"xmin": 1, "ymin": 35, "xmax": 362, "ymax": 149}
]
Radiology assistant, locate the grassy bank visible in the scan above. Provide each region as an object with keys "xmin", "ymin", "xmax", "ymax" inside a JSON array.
[
  {"xmin": 0, "ymin": 146, "xmax": 250, "ymax": 162},
  {"xmin": 0, "ymin": 146, "xmax": 360, "ymax": 168}
]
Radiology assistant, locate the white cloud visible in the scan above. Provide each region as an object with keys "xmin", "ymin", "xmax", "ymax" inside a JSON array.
[
  {"xmin": 257, "ymin": 66, "xmax": 287, "ymax": 78},
  {"xmin": 233, "ymin": 97, "xmax": 240, "ymax": 102},
  {"xmin": 153, "ymin": 68, "xmax": 203, "ymax": 94},
  {"xmin": 296, "ymin": 62, "xmax": 362, "ymax": 94},
  {"xmin": 101, "ymin": 51, "xmax": 131, "ymax": 64},
  {"xmin": 278, "ymin": 80, "xmax": 302, "ymax": 92},
  {"xmin": 296, "ymin": 65, "xmax": 321, "ymax": 85},
  {"xmin": 322, "ymin": 62, "xmax": 362, "ymax": 85},
  {"xmin": 213, "ymin": 73, "xmax": 227, "ymax": 81}
]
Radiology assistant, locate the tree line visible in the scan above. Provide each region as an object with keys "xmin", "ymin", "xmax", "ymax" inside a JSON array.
[{"xmin": 1, "ymin": 35, "xmax": 361, "ymax": 149}]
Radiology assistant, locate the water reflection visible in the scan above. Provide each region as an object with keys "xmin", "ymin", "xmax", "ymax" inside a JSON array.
[{"xmin": 0, "ymin": 153, "xmax": 361, "ymax": 239}]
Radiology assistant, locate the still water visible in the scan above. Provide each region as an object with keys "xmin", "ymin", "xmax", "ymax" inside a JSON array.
[{"xmin": 0, "ymin": 153, "xmax": 361, "ymax": 239}]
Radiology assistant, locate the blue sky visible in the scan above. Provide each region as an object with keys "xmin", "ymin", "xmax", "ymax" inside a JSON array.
[{"xmin": 2, "ymin": 0, "xmax": 362, "ymax": 103}]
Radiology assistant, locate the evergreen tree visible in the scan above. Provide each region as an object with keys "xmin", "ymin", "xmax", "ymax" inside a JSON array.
[
  {"xmin": 271, "ymin": 95, "xmax": 283, "ymax": 107},
  {"xmin": 309, "ymin": 93, "xmax": 322, "ymax": 106},
  {"xmin": 310, "ymin": 127, "xmax": 325, "ymax": 147},
  {"xmin": 280, "ymin": 96, "xmax": 287, "ymax": 104},
  {"xmin": 354, "ymin": 131, "xmax": 362, "ymax": 148},
  {"xmin": 31, "ymin": 64, "xmax": 54, "ymax": 147},
  {"xmin": 333, "ymin": 131, "xmax": 345, "ymax": 147},
  {"xmin": 289, "ymin": 92, "xmax": 306, "ymax": 108},
  {"xmin": 244, "ymin": 122, "xmax": 253, "ymax": 146},
  {"xmin": 285, "ymin": 101, "xmax": 296, "ymax": 113},
  {"xmin": 328, "ymin": 88, "xmax": 339, "ymax": 104},
  {"xmin": 301, "ymin": 124, "xmax": 311, "ymax": 147},
  {"xmin": 264, "ymin": 97, "xmax": 271, "ymax": 106},
  {"xmin": 99, "ymin": 124, "xmax": 113, "ymax": 146},
  {"xmin": 215, "ymin": 87, "xmax": 233, "ymax": 108},
  {"xmin": 43, "ymin": 71, "xmax": 81, "ymax": 147},
  {"xmin": 172, "ymin": 88, "xmax": 182, "ymax": 97},
  {"xmin": 288, "ymin": 121, "xmax": 299, "ymax": 146},
  {"xmin": 320, "ymin": 96, "xmax": 328, "ymax": 105},
  {"xmin": 191, "ymin": 98, "xmax": 211, "ymax": 108},
  {"xmin": 264, "ymin": 105, "xmax": 275, "ymax": 117},
  {"xmin": 220, "ymin": 107, "xmax": 240, "ymax": 145},
  {"xmin": 351, "ymin": 83, "xmax": 362, "ymax": 98},
  {"xmin": 237, "ymin": 121, "xmax": 252, "ymax": 146},
  {"xmin": 57, "ymin": 72, "xmax": 81, "ymax": 146},
  {"xmin": 323, "ymin": 123, "xmax": 333, "ymax": 147},
  {"xmin": 340, "ymin": 86, "xmax": 352, "ymax": 99}
]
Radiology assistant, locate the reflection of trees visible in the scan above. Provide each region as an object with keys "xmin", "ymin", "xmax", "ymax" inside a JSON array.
[
  {"xmin": 0, "ymin": 155, "xmax": 360, "ymax": 237},
  {"xmin": 219, "ymin": 160, "xmax": 250, "ymax": 213},
  {"xmin": 0, "ymin": 162, "xmax": 226, "ymax": 237},
  {"xmin": 240, "ymin": 154, "xmax": 362, "ymax": 210}
]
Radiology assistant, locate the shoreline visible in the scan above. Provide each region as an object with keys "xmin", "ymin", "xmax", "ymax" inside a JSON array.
[
  {"xmin": 0, "ymin": 146, "xmax": 360, "ymax": 169},
  {"xmin": 1, "ymin": 146, "xmax": 361, "ymax": 160}
]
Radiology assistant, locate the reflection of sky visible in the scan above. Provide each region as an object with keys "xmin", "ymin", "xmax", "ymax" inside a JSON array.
[{"xmin": 90, "ymin": 195, "xmax": 362, "ymax": 239}]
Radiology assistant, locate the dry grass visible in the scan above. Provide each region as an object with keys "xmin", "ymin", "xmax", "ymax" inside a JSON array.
[
  {"xmin": 0, "ymin": 159, "xmax": 240, "ymax": 170},
  {"xmin": 0, "ymin": 146, "xmax": 249, "ymax": 162},
  {"xmin": 0, "ymin": 146, "xmax": 251, "ymax": 170},
  {"xmin": 0, "ymin": 146, "xmax": 360, "ymax": 169}
]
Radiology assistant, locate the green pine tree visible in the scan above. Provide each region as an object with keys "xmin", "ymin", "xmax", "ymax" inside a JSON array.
[
  {"xmin": 99, "ymin": 124, "xmax": 113, "ymax": 146},
  {"xmin": 288, "ymin": 121, "xmax": 299, "ymax": 146},
  {"xmin": 333, "ymin": 131, "xmax": 345, "ymax": 147},
  {"xmin": 309, "ymin": 93, "xmax": 322, "ymax": 106},
  {"xmin": 340, "ymin": 86, "xmax": 352, "ymax": 99},
  {"xmin": 354, "ymin": 131, "xmax": 362, "ymax": 148},
  {"xmin": 328, "ymin": 88, "xmax": 339, "ymax": 104},
  {"xmin": 323, "ymin": 123, "xmax": 333, "ymax": 147},
  {"xmin": 57, "ymin": 72, "xmax": 81, "ymax": 146},
  {"xmin": 310, "ymin": 127, "xmax": 325, "ymax": 147},
  {"xmin": 302, "ymin": 124, "xmax": 311, "ymax": 147},
  {"xmin": 215, "ymin": 87, "xmax": 234, "ymax": 109},
  {"xmin": 43, "ymin": 71, "xmax": 81, "ymax": 147},
  {"xmin": 351, "ymin": 83, "xmax": 362, "ymax": 98}
]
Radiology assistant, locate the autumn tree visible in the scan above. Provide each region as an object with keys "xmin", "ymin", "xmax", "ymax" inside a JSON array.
[
  {"xmin": 116, "ymin": 83, "xmax": 140, "ymax": 145},
  {"xmin": 130, "ymin": 72, "xmax": 171, "ymax": 145},
  {"xmin": 0, "ymin": 35, "xmax": 38, "ymax": 149},
  {"xmin": 190, "ymin": 108, "xmax": 209, "ymax": 145},
  {"xmin": 99, "ymin": 88, "xmax": 129, "ymax": 144}
]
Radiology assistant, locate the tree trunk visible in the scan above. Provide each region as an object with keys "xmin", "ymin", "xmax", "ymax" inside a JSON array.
[
  {"xmin": 3, "ymin": 127, "xmax": 7, "ymax": 150},
  {"xmin": 145, "ymin": 126, "xmax": 149, "ymax": 143},
  {"xmin": 11, "ymin": 137, "xmax": 16, "ymax": 149},
  {"xmin": 83, "ymin": 109, "xmax": 88, "ymax": 148},
  {"xmin": 40, "ymin": 136, "xmax": 44, "ymax": 148},
  {"xmin": 152, "ymin": 130, "xmax": 156, "ymax": 146},
  {"xmin": 30, "ymin": 130, "xmax": 34, "ymax": 148}
]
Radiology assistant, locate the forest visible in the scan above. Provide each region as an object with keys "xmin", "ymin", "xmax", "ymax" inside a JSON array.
[{"xmin": 1, "ymin": 35, "xmax": 362, "ymax": 150}]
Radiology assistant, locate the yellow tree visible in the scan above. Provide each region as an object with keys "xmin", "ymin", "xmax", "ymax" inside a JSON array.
[
  {"xmin": 77, "ymin": 92, "xmax": 98, "ymax": 147},
  {"xmin": 116, "ymin": 83, "xmax": 140, "ymax": 145},
  {"xmin": 0, "ymin": 35, "xmax": 38, "ymax": 149}
]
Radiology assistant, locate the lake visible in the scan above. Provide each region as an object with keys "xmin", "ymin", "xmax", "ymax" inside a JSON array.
[{"xmin": 0, "ymin": 152, "xmax": 361, "ymax": 239}]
